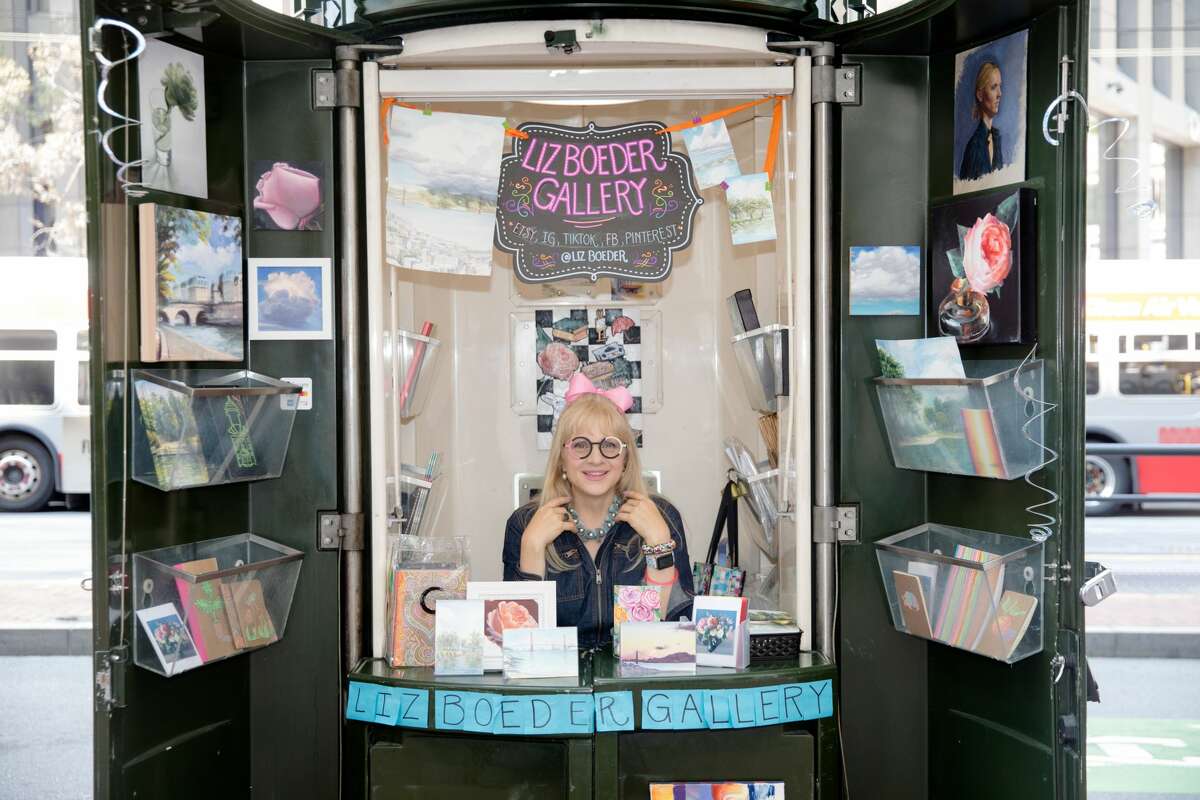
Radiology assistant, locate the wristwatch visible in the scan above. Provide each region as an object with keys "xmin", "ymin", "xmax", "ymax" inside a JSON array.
[{"xmin": 649, "ymin": 552, "xmax": 674, "ymax": 570}]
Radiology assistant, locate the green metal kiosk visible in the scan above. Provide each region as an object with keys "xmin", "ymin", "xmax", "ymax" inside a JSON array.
[{"xmin": 82, "ymin": 1, "xmax": 1091, "ymax": 798}]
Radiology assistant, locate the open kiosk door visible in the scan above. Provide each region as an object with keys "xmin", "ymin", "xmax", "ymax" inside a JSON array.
[
  {"xmin": 827, "ymin": 3, "xmax": 1089, "ymax": 799},
  {"xmin": 80, "ymin": 0, "xmax": 1089, "ymax": 799}
]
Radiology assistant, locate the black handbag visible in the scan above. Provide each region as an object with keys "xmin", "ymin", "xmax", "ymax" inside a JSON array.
[{"xmin": 691, "ymin": 479, "xmax": 746, "ymax": 596}]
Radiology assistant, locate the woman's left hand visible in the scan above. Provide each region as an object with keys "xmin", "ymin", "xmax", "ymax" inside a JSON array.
[{"xmin": 616, "ymin": 491, "xmax": 671, "ymax": 545}]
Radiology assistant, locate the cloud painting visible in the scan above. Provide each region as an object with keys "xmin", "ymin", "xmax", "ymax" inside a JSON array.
[
  {"xmin": 849, "ymin": 245, "xmax": 921, "ymax": 316},
  {"xmin": 681, "ymin": 118, "xmax": 741, "ymax": 189},
  {"xmin": 248, "ymin": 258, "xmax": 332, "ymax": 340}
]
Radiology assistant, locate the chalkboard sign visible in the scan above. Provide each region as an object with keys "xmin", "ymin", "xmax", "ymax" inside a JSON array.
[{"xmin": 495, "ymin": 121, "xmax": 702, "ymax": 284}]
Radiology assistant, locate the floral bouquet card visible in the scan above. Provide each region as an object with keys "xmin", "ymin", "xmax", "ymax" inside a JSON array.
[
  {"xmin": 136, "ymin": 602, "xmax": 203, "ymax": 675},
  {"xmin": 613, "ymin": 584, "xmax": 662, "ymax": 650},
  {"xmin": 692, "ymin": 595, "xmax": 749, "ymax": 669}
]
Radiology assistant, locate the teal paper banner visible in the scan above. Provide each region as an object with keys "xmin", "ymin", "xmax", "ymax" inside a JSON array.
[{"xmin": 347, "ymin": 679, "xmax": 833, "ymax": 734}]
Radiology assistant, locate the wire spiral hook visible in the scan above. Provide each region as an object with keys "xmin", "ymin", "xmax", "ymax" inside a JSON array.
[
  {"xmin": 91, "ymin": 18, "xmax": 148, "ymax": 198},
  {"xmin": 1013, "ymin": 346, "xmax": 1058, "ymax": 542}
]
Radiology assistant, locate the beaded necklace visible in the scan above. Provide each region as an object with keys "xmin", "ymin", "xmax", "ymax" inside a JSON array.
[{"xmin": 567, "ymin": 496, "xmax": 623, "ymax": 542}]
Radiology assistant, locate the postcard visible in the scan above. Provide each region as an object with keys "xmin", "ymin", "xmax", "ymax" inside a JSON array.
[
  {"xmin": 385, "ymin": 106, "xmax": 505, "ymax": 276},
  {"xmin": 617, "ymin": 621, "xmax": 696, "ymax": 675},
  {"xmin": 502, "ymin": 627, "xmax": 579, "ymax": 680},
  {"xmin": 692, "ymin": 595, "xmax": 749, "ymax": 669},
  {"xmin": 975, "ymin": 590, "xmax": 1039, "ymax": 660},
  {"xmin": 892, "ymin": 571, "xmax": 934, "ymax": 639},
  {"xmin": 650, "ymin": 783, "xmax": 785, "ymax": 800},
  {"xmin": 613, "ymin": 584, "xmax": 662, "ymax": 651},
  {"xmin": 725, "ymin": 172, "xmax": 777, "ymax": 246},
  {"xmin": 681, "ymin": 118, "xmax": 741, "ymax": 189},
  {"xmin": 849, "ymin": 245, "xmax": 921, "ymax": 316},
  {"xmin": 137, "ymin": 602, "xmax": 203, "ymax": 674},
  {"xmin": 435, "ymin": 598, "xmax": 485, "ymax": 676},
  {"xmin": 133, "ymin": 376, "xmax": 209, "ymax": 490},
  {"xmin": 875, "ymin": 338, "xmax": 966, "ymax": 380},
  {"xmin": 248, "ymin": 257, "xmax": 333, "ymax": 340},
  {"xmin": 173, "ymin": 557, "xmax": 239, "ymax": 662},
  {"xmin": 466, "ymin": 581, "xmax": 557, "ymax": 671},
  {"xmin": 226, "ymin": 578, "xmax": 278, "ymax": 649}
]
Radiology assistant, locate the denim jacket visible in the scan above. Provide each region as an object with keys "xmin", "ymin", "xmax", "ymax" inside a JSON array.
[{"xmin": 502, "ymin": 496, "xmax": 694, "ymax": 650}]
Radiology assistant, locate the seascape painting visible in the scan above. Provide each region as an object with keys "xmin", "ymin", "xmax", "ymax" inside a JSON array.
[
  {"xmin": 952, "ymin": 30, "xmax": 1028, "ymax": 195},
  {"xmin": 385, "ymin": 106, "xmax": 506, "ymax": 276},
  {"xmin": 849, "ymin": 246, "xmax": 921, "ymax": 316},
  {"xmin": 434, "ymin": 599, "xmax": 484, "ymax": 676},
  {"xmin": 502, "ymin": 627, "xmax": 579, "ymax": 679},
  {"xmin": 617, "ymin": 621, "xmax": 696, "ymax": 675},
  {"xmin": 681, "ymin": 118, "xmax": 741, "ymax": 189},
  {"xmin": 138, "ymin": 203, "xmax": 244, "ymax": 362},
  {"xmin": 137, "ymin": 40, "xmax": 207, "ymax": 197}
]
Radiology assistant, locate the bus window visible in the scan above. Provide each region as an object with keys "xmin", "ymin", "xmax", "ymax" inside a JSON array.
[
  {"xmin": 1086, "ymin": 363, "xmax": 1099, "ymax": 395},
  {"xmin": 76, "ymin": 330, "xmax": 89, "ymax": 351},
  {"xmin": 1119, "ymin": 336, "xmax": 1127, "ymax": 353},
  {"xmin": 0, "ymin": 361, "xmax": 55, "ymax": 404},
  {"xmin": 1132, "ymin": 334, "xmax": 1189, "ymax": 351},
  {"xmin": 1088, "ymin": 334, "xmax": 1098, "ymax": 354},
  {"xmin": 0, "ymin": 329, "xmax": 57, "ymax": 350},
  {"xmin": 1118, "ymin": 361, "xmax": 1200, "ymax": 395},
  {"xmin": 78, "ymin": 361, "xmax": 90, "ymax": 406}
]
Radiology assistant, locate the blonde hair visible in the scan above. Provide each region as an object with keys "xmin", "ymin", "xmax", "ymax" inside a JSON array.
[
  {"xmin": 538, "ymin": 393, "xmax": 648, "ymax": 573},
  {"xmin": 972, "ymin": 61, "xmax": 1000, "ymax": 120}
]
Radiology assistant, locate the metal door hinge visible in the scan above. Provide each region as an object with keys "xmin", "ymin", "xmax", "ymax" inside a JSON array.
[
  {"xmin": 812, "ymin": 505, "xmax": 858, "ymax": 543},
  {"xmin": 318, "ymin": 511, "xmax": 365, "ymax": 551},
  {"xmin": 812, "ymin": 64, "xmax": 861, "ymax": 105},
  {"xmin": 312, "ymin": 68, "xmax": 361, "ymax": 110},
  {"xmin": 95, "ymin": 645, "xmax": 128, "ymax": 712}
]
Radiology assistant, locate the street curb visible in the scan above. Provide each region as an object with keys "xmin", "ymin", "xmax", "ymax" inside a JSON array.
[
  {"xmin": 1087, "ymin": 627, "xmax": 1200, "ymax": 659},
  {"xmin": 0, "ymin": 627, "xmax": 91, "ymax": 656}
]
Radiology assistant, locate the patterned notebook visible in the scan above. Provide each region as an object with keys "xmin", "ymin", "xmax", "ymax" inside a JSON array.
[{"xmin": 388, "ymin": 566, "xmax": 468, "ymax": 667}]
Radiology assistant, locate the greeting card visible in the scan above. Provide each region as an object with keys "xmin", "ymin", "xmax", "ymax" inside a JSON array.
[
  {"xmin": 692, "ymin": 595, "xmax": 749, "ymax": 669},
  {"xmin": 613, "ymin": 584, "xmax": 662, "ymax": 650},
  {"xmin": 435, "ymin": 598, "xmax": 485, "ymax": 676}
]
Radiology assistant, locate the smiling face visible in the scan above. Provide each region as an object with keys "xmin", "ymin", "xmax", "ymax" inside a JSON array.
[{"xmin": 562, "ymin": 423, "xmax": 626, "ymax": 500}]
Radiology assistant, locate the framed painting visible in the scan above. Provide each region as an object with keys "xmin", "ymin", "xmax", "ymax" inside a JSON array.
[{"xmin": 465, "ymin": 581, "xmax": 557, "ymax": 671}]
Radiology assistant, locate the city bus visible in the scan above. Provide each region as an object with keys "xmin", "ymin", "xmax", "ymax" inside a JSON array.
[
  {"xmin": 1085, "ymin": 259, "xmax": 1200, "ymax": 514},
  {"xmin": 0, "ymin": 257, "xmax": 90, "ymax": 511}
]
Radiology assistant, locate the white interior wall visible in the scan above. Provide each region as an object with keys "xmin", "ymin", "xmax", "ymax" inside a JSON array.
[{"xmin": 365, "ymin": 56, "xmax": 809, "ymax": 655}]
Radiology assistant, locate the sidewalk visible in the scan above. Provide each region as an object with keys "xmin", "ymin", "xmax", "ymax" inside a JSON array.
[
  {"xmin": 1087, "ymin": 593, "xmax": 1200, "ymax": 658},
  {"xmin": 0, "ymin": 578, "xmax": 91, "ymax": 655}
]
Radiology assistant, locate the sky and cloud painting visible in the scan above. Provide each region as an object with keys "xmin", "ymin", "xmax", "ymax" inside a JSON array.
[
  {"xmin": 849, "ymin": 245, "xmax": 921, "ymax": 316},
  {"xmin": 256, "ymin": 266, "xmax": 323, "ymax": 332},
  {"xmin": 680, "ymin": 118, "xmax": 741, "ymax": 189}
]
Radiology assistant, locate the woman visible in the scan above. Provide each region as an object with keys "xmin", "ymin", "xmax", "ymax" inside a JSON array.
[
  {"xmin": 501, "ymin": 375, "xmax": 693, "ymax": 649},
  {"xmin": 958, "ymin": 60, "xmax": 1004, "ymax": 181}
]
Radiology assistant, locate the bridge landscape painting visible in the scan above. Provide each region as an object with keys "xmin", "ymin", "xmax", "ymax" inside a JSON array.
[{"xmin": 139, "ymin": 201, "xmax": 244, "ymax": 362}]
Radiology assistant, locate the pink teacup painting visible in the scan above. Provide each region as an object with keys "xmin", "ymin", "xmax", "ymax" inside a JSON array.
[{"xmin": 252, "ymin": 160, "xmax": 324, "ymax": 231}]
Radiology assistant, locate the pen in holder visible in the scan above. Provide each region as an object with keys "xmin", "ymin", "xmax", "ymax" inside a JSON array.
[{"xmin": 395, "ymin": 326, "xmax": 442, "ymax": 419}]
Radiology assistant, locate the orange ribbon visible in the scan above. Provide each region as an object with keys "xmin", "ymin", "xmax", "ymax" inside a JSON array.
[
  {"xmin": 763, "ymin": 96, "xmax": 784, "ymax": 185},
  {"xmin": 655, "ymin": 96, "xmax": 776, "ymax": 136}
]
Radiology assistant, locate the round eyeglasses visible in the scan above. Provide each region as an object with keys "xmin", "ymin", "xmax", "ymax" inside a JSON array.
[{"xmin": 566, "ymin": 435, "xmax": 627, "ymax": 460}]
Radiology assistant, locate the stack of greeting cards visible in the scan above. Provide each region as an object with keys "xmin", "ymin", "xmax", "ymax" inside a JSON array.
[{"xmin": 692, "ymin": 595, "xmax": 749, "ymax": 669}]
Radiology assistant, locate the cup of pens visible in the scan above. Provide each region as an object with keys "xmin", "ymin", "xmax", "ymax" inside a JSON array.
[{"xmin": 394, "ymin": 325, "xmax": 442, "ymax": 419}]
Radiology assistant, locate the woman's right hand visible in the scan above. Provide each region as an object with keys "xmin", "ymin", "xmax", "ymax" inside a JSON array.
[{"xmin": 522, "ymin": 495, "xmax": 576, "ymax": 550}]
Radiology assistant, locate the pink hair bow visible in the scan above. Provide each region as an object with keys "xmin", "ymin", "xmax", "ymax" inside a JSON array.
[{"xmin": 564, "ymin": 372, "xmax": 634, "ymax": 412}]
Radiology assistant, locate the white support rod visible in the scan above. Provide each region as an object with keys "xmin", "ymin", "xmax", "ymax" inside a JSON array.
[
  {"xmin": 378, "ymin": 67, "xmax": 793, "ymax": 101},
  {"xmin": 790, "ymin": 55, "xmax": 814, "ymax": 652},
  {"xmin": 362, "ymin": 60, "xmax": 389, "ymax": 659}
]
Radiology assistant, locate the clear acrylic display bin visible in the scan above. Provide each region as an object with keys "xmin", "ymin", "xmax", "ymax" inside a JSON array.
[
  {"xmin": 393, "ymin": 330, "xmax": 442, "ymax": 419},
  {"xmin": 132, "ymin": 534, "xmax": 303, "ymax": 676},
  {"xmin": 730, "ymin": 324, "xmax": 790, "ymax": 414},
  {"xmin": 874, "ymin": 359, "xmax": 1045, "ymax": 479},
  {"xmin": 131, "ymin": 370, "xmax": 301, "ymax": 491},
  {"xmin": 874, "ymin": 523, "xmax": 1044, "ymax": 663}
]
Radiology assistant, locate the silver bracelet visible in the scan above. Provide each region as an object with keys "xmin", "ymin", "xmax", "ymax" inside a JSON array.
[{"xmin": 640, "ymin": 539, "xmax": 676, "ymax": 556}]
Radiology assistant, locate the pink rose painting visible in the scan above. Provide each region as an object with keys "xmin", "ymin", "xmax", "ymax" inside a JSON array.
[
  {"xmin": 252, "ymin": 160, "xmax": 325, "ymax": 231},
  {"xmin": 483, "ymin": 599, "xmax": 539, "ymax": 647},
  {"xmin": 930, "ymin": 187, "xmax": 1033, "ymax": 345},
  {"xmin": 612, "ymin": 584, "xmax": 663, "ymax": 648}
]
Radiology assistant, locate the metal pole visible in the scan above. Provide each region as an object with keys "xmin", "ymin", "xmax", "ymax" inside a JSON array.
[
  {"xmin": 337, "ymin": 48, "xmax": 364, "ymax": 672},
  {"xmin": 811, "ymin": 46, "xmax": 837, "ymax": 661}
]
